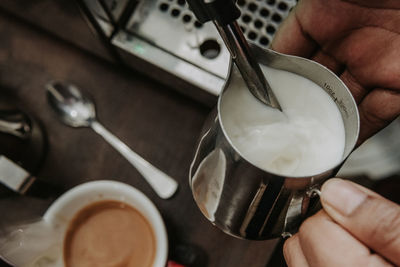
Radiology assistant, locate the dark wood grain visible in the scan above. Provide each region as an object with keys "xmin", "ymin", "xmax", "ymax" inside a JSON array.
[
  {"xmin": 0, "ymin": 0, "xmax": 115, "ymax": 62},
  {"xmin": 0, "ymin": 10, "xmax": 278, "ymax": 267}
]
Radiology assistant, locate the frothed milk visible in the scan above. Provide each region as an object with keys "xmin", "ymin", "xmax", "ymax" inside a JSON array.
[{"xmin": 221, "ymin": 66, "xmax": 345, "ymax": 176}]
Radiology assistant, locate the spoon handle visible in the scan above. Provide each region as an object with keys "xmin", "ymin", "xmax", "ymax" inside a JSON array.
[{"xmin": 90, "ymin": 120, "xmax": 178, "ymax": 199}]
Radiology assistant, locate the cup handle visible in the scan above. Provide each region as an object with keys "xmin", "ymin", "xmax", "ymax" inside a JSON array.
[{"xmin": 282, "ymin": 187, "xmax": 322, "ymax": 238}]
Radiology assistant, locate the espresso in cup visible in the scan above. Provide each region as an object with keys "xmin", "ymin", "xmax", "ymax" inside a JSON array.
[
  {"xmin": 0, "ymin": 181, "xmax": 168, "ymax": 267},
  {"xmin": 63, "ymin": 200, "xmax": 156, "ymax": 267}
]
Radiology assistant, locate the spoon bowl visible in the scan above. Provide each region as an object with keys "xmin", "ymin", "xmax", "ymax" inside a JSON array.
[{"xmin": 46, "ymin": 82, "xmax": 95, "ymax": 128}]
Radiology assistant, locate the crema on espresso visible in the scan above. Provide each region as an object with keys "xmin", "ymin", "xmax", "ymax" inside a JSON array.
[{"xmin": 63, "ymin": 200, "xmax": 156, "ymax": 267}]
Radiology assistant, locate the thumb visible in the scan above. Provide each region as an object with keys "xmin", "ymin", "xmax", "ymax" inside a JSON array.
[{"xmin": 320, "ymin": 178, "xmax": 400, "ymax": 266}]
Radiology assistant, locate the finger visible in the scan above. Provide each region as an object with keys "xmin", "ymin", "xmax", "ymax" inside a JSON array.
[
  {"xmin": 357, "ymin": 88, "xmax": 400, "ymax": 143},
  {"xmin": 344, "ymin": 0, "xmax": 400, "ymax": 9},
  {"xmin": 327, "ymin": 26, "xmax": 400, "ymax": 90},
  {"xmin": 298, "ymin": 210, "xmax": 393, "ymax": 267},
  {"xmin": 337, "ymin": 71, "xmax": 400, "ymax": 144},
  {"xmin": 311, "ymin": 50, "xmax": 345, "ymax": 75},
  {"xmin": 321, "ymin": 178, "xmax": 400, "ymax": 266},
  {"xmin": 339, "ymin": 70, "xmax": 368, "ymax": 105},
  {"xmin": 271, "ymin": 8, "xmax": 317, "ymax": 58},
  {"xmin": 283, "ymin": 235, "xmax": 309, "ymax": 267}
]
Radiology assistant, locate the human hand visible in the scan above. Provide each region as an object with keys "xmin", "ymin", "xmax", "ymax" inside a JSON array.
[
  {"xmin": 271, "ymin": 0, "xmax": 400, "ymax": 144},
  {"xmin": 283, "ymin": 178, "xmax": 400, "ymax": 266}
]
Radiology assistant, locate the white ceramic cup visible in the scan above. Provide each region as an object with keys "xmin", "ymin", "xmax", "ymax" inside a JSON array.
[{"xmin": 1, "ymin": 180, "xmax": 168, "ymax": 267}]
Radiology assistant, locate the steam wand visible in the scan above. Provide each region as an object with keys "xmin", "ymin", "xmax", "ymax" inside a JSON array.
[{"xmin": 186, "ymin": 0, "xmax": 281, "ymax": 110}]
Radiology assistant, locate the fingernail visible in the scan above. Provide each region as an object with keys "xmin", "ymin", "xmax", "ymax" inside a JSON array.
[{"xmin": 321, "ymin": 178, "xmax": 367, "ymax": 216}]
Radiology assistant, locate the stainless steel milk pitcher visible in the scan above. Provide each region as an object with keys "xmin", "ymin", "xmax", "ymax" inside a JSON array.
[{"xmin": 189, "ymin": 44, "xmax": 360, "ymax": 240}]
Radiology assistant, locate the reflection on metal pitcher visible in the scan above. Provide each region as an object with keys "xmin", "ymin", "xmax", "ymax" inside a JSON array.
[{"xmin": 189, "ymin": 45, "xmax": 360, "ymax": 240}]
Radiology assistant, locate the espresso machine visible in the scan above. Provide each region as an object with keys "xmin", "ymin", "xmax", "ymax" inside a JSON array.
[{"xmin": 78, "ymin": 0, "xmax": 297, "ymax": 104}]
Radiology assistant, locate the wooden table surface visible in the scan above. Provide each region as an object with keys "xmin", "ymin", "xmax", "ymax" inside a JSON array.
[{"xmin": 0, "ymin": 10, "xmax": 278, "ymax": 267}]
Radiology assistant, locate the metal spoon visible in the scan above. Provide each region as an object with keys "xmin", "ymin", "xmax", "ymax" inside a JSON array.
[{"xmin": 46, "ymin": 81, "xmax": 178, "ymax": 199}]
